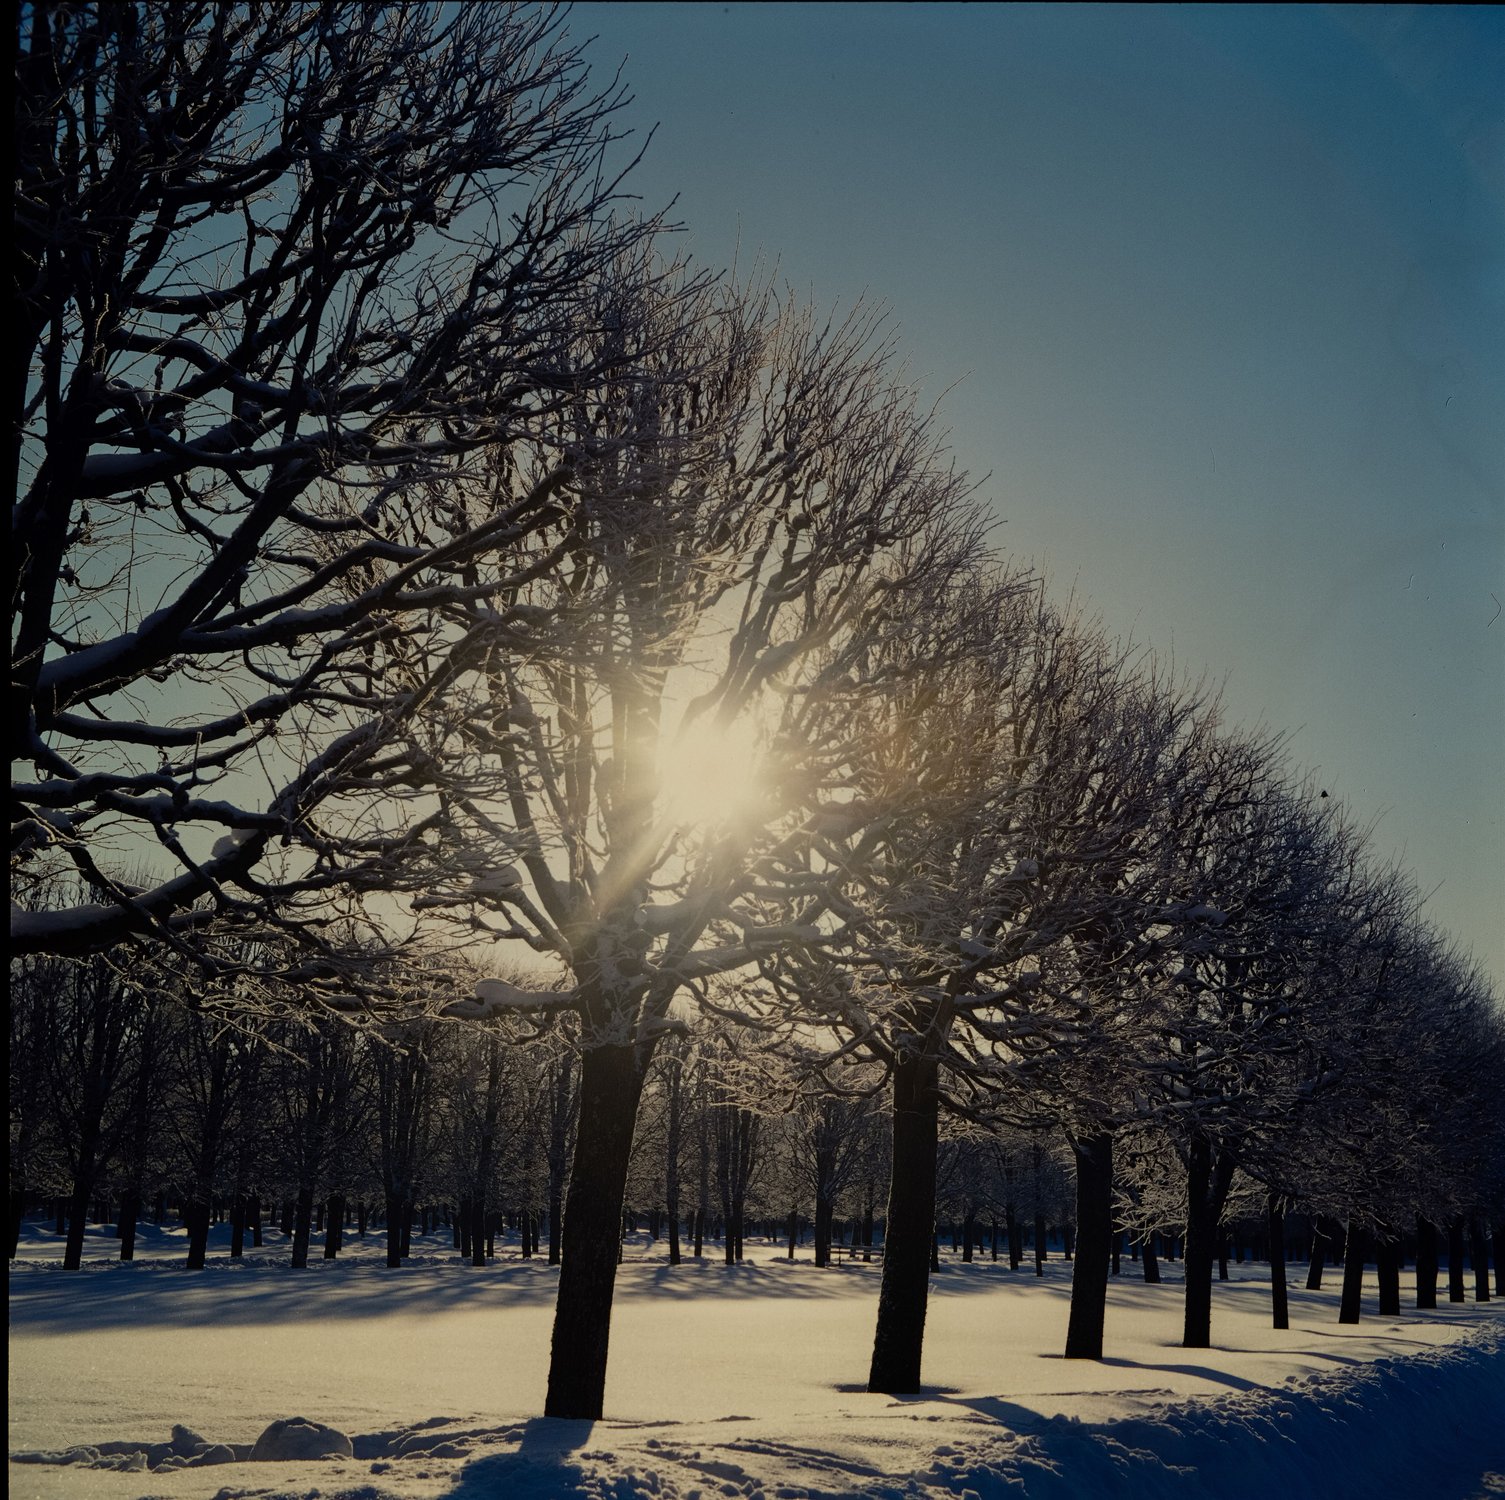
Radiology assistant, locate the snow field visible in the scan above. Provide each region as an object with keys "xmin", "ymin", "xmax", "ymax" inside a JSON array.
[{"xmin": 9, "ymin": 1221, "xmax": 1504, "ymax": 1499}]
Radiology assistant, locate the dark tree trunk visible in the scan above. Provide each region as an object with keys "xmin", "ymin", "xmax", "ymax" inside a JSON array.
[
  {"xmin": 385, "ymin": 1194, "xmax": 403, "ymax": 1268},
  {"xmin": 472, "ymin": 1195, "xmax": 488, "ymax": 1267},
  {"xmin": 8, "ymin": 1189, "xmax": 23, "ymax": 1259},
  {"xmin": 64, "ymin": 1175, "xmax": 93, "ymax": 1271},
  {"xmin": 1338, "ymin": 1221, "xmax": 1366, "ymax": 1324},
  {"xmin": 1181, "ymin": 1136, "xmax": 1235, "ymax": 1349},
  {"xmin": 459, "ymin": 1197, "xmax": 472, "ymax": 1260},
  {"xmin": 118, "ymin": 1192, "xmax": 139, "ymax": 1262},
  {"xmin": 864, "ymin": 1193, "xmax": 874, "ymax": 1263},
  {"xmin": 324, "ymin": 1193, "xmax": 345, "ymax": 1260},
  {"xmin": 544, "ymin": 1043, "xmax": 646, "ymax": 1421},
  {"xmin": 249, "ymin": 1194, "xmax": 262, "ymax": 1248},
  {"xmin": 868, "ymin": 1053, "xmax": 939, "ymax": 1394},
  {"xmin": 1376, "ymin": 1233, "xmax": 1400, "ymax": 1316},
  {"xmin": 1494, "ymin": 1224, "xmax": 1504, "ymax": 1298},
  {"xmin": 1306, "ymin": 1222, "xmax": 1326, "ymax": 1291},
  {"xmin": 1267, "ymin": 1194, "xmax": 1289, "ymax": 1331},
  {"xmin": 290, "ymin": 1185, "xmax": 314, "ymax": 1269},
  {"xmin": 1470, "ymin": 1219, "xmax": 1491, "ymax": 1302},
  {"xmin": 229, "ymin": 1195, "xmax": 245, "ymax": 1259},
  {"xmin": 1034, "ymin": 1211, "xmax": 1046, "ymax": 1276},
  {"xmin": 1142, "ymin": 1233, "xmax": 1161, "ymax": 1284},
  {"xmin": 1414, "ymin": 1216, "xmax": 1439, "ymax": 1309},
  {"xmin": 1006, "ymin": 1204, "xmax": 1021, "ymax": 1269},
  {"xmin": 815, "ymin": 1194, "xmax": 834, "ymax": 1268},
  {"xmin": 1448, "ymin": 1218, "xmax": 1467, "ymax": 1302},
  {"xmin": 1064, "ymin": 1132, "xmax": 1113, "ymax": 1360},
  {"xmin": 185, "ymin": 1198, "xmax": 211, "ymax": 1269}
]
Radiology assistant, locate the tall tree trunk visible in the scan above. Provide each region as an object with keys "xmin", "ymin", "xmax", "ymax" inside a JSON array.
[
  {"xmin": 1338, "ymin": 1221, "xmax": 1366, "ymax": 1324},
  {"xmin": 1181, "ymin": 1136, "xmax": 1235, "ymax": 1349},
  {"xmin": 1414, "ymin": 1216, "xmax": 1439, "ymax": 1309},
  {"xmin": 815, "ymin": 1194, "xmax": 834, "ymax": 1269},
  {"xmin": 1034, "ymin": 1211, "xmax": 1046, "ymax": 1276},
  {"xmin": 1447, "ymin": 1218, "xmax": 1467, "ymax": 1302},
  {"xmin": 1376, "ymin": 1233, "xmax": 1400, "ymax": 1315},
  {"xmin": 1470, "ymin": 1219, "xmax": 1491, "ymax": 1302},
  {"xmin": 185, "ymin": 1198, "xmax": 211, "ymax": 1269},
  {"xmin": 63, "ymin": 1164, "xmax": 96, "ymax": 1271},
  {"xmin": 544, "ymin": 1043, "xmax": 645, "ymax": 1421},
  {"xmin": 472, "ymin": 1193, "xmax": 489, "ymax": 1267},
  {"xmin": 1267, "ymin": 1193, "xmax": 1289, "ymax": 1330},
  {"xmin": 290, "ymin": 1185, "xmax": 314, "ymax": 1269},
  {"xmin": 1142, "ymin": 1233, "xmax": 1161, "ymax": 1284},
  {"xmin": 1064, "ymin": 1132, "xmax": 1113, "ymax": 1360},
  {"xmin": 867, "ymin": 1053, "xmax": 939, "ymax": 1394},
  {"xmin": 385, "ymin": 1194, "xmax": 403, "ymax": 1269},
  {"xmin": 1306, "ymin": 1218, "xmax": 1327, "ymax": 1291},
  {"xmin": 117, "ymin": 1190, "xmax": 139, "ymax": 1262},
  {"xmin": 324, "ymin": 1193, "xmax": 345, "ymax": 1260}
]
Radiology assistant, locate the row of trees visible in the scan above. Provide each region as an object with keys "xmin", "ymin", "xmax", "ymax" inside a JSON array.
[{"xmin": 12, "ymin": 2, "xmax": 1503, "ymax": 1421}]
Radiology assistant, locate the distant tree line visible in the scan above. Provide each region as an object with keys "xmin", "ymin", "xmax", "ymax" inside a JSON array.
[{"xmin": 11, "ymin": 0, "xmax": 1504, "ymax": 1423}]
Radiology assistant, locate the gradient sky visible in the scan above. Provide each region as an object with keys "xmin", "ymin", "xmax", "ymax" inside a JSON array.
[{"xmin": 575, "ymin": 2, "xmax": 1505, "ymax": 988}]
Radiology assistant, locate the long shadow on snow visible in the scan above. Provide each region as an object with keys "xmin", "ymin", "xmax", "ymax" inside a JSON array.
[{"xmin": 8, "ymin": 1249, "xmax": 1025, "ymax": 1335}]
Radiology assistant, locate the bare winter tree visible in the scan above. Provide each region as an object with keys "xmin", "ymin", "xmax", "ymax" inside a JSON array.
[
  {"xmin": 11, "ymin": 2, "xmax": 660, "ymax": 979},
  {"xmin": 396, "ymin": 261, "xmax": 986, "ymax": 1416}
]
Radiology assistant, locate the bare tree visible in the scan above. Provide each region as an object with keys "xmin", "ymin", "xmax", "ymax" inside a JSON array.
[{"xmin": 11, "ymin": 2, "xmax": 658, "ymax": 975}]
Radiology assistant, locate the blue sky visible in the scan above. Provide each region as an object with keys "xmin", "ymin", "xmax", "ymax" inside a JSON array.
[{"xmin": 575, "ymin": 3, "xmax": 1504, "ymax": 986}]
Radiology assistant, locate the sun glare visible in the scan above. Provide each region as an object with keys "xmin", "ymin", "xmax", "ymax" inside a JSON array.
[{"xmin": 657, "ymin": 711, "xmax": 766, "ymax": 831}]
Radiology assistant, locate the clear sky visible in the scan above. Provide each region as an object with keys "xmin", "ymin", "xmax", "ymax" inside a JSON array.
[{"xmin": 573, "ymin": 2, "xmax": 1505, "ymax": 989}]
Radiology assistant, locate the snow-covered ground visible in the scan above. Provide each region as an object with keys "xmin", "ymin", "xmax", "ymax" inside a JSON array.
[{"xmin": 10, "ymin": 1219, "xmax": 1504, "ymax": 1499}]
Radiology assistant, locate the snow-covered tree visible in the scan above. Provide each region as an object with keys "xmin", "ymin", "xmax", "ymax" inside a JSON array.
[{"xmin": 11, "ymin": 2, "xmax": 658, "ymax": 979}]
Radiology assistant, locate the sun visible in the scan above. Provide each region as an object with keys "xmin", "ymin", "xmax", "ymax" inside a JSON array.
[{"xmin": 657, "ymin": 710, "xmax": 767, "ymax": 831}]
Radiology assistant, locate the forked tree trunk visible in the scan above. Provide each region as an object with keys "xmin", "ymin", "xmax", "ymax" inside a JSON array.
[
  {"xmin": 1338, "ymin": 1221, "xmax": 1366, "ymax": 1324},
  {"xmin": 1267, "ymin": 1194, "xmax": 1289, "ymax": 1331},
  {"xmin": 1064, "ymin": 1132, "xmax": 1114, "ymax": 1360},
  {"xmin": 1414, "ymin": 1216, "xmax": 1439, "ymax": 1309},
  {"xmin": 544, "ymin": 1043, "xmax": 646, "ymax": 1421},
  {"xmin": 867, "ymin": 1053, "xmax": 939, "ymax": 1394}
]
